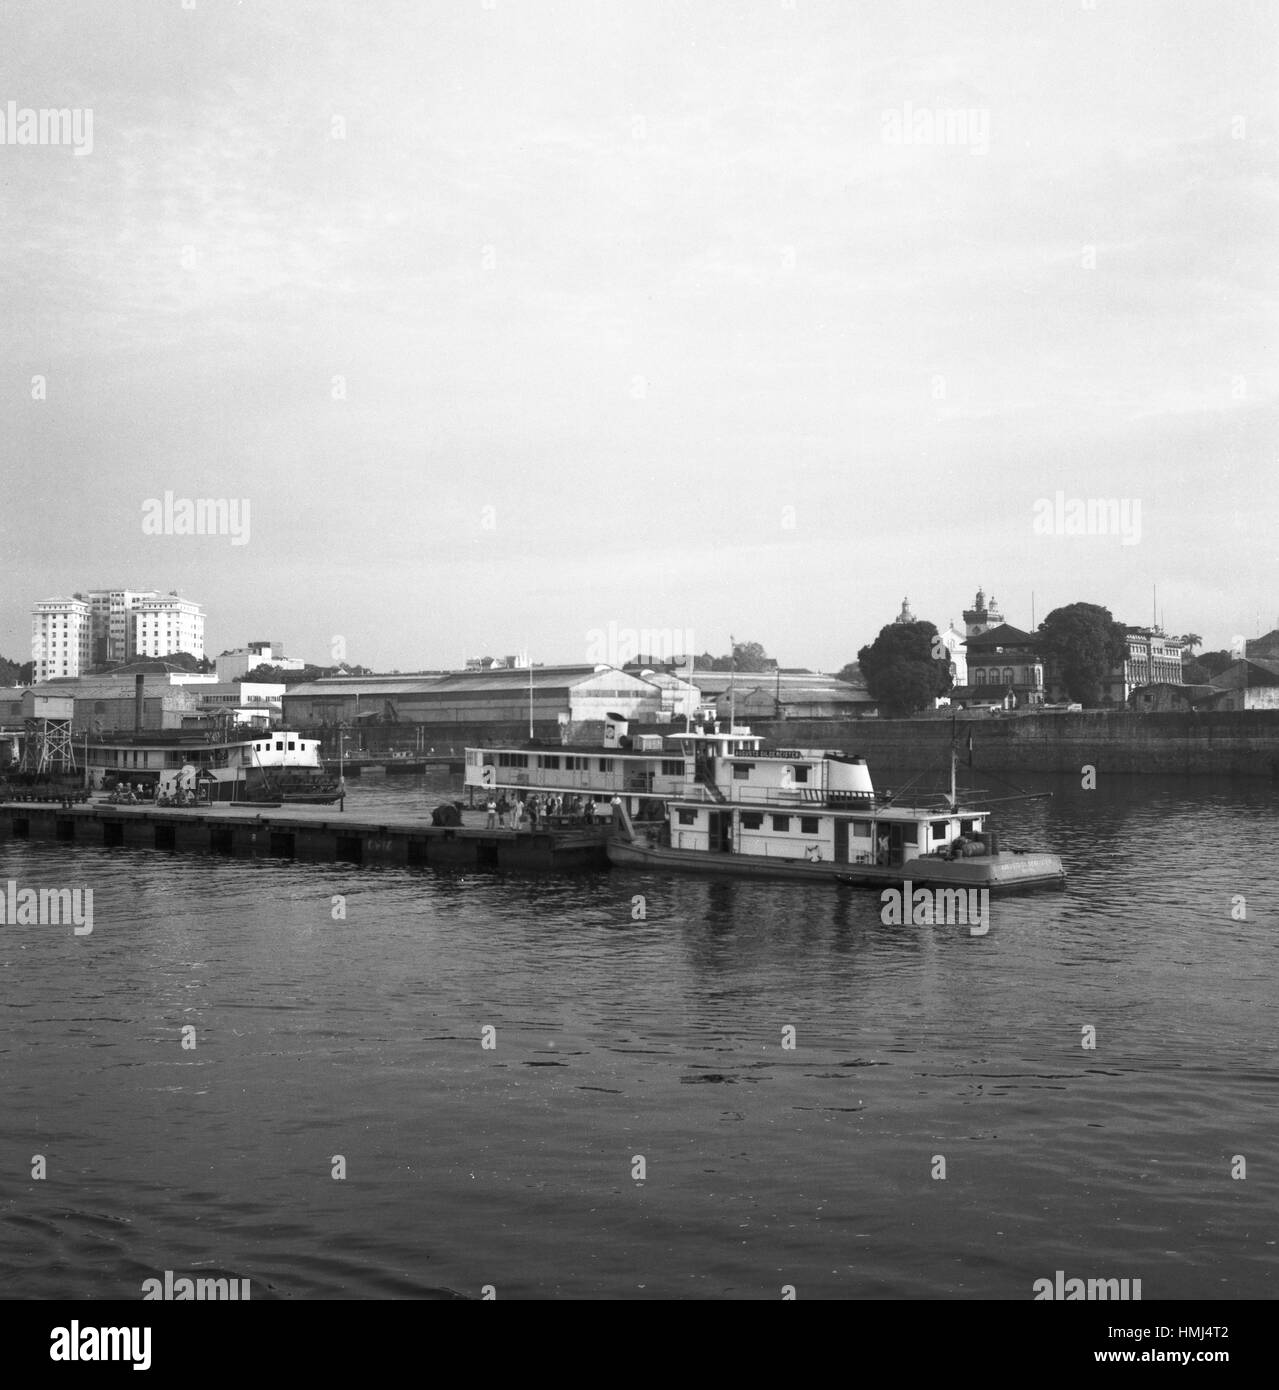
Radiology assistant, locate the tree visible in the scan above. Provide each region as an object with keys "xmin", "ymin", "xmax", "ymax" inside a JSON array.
[
  {"xmin": 0, "ymin": 652, "xmax": 29, "ymax": 685},
  {"xmin": 241, "ymin": 662, "xmax": 363, "ymax": 687},
  {"xmin": 1176, "ymin": 633, "xmax": 1202, "ymax": 652},
  {"xmin": 856, "ymin": 622, "xmax": 952, "ymax": 716},
  {"xmin": 691, "ymin": 640, "xmax": 774, "ymax": 672},
  {"xmin": 1036, "ymin": 603, "xmax": 1128, "ymax": 707},
  {"xmin": 1196, "ymin": 650, "xmax": 1235, "ymax": 679},
  {"xmin": 835, "ymin": 661, "xmax": 863, "ymax": 686}
]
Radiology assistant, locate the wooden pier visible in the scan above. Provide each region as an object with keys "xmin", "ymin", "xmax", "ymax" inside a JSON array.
[{"xmin": 0, "ymin": 800, "xmax": 609, "ymax": 871}]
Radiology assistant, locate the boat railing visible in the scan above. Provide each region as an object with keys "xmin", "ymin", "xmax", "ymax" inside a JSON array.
[
  {"xmin": 722, "ymin": 785, "xmax": 876, "ymax": 808},
  {"xmin": 673, "ymin": 784, "xmax": 877, "ymax": 809}
]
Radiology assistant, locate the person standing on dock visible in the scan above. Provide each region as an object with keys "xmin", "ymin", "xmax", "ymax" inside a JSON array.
[
  {"xmin": 485, "ymin": 796, "xmax": 497, "ymax": 829},
  {"xmin": 496, "ymin": 793, "xmax": 509, "ymax": 828},
  {"xmin": 513, "ymin": 797, "xmax": 526, "ymax": 830}
]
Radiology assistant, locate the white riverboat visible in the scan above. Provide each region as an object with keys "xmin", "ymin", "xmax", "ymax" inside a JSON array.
[
  {"xmin": 86, "ymin": 729, "xmax": 341, "ymax": 804},
  {"xmin": 463, "ymin": 715, "xmax": 760, "ymax": 819},
  {"xmin": 605, "ymin": 734, "xmax": 1066, "ymax": 891}
]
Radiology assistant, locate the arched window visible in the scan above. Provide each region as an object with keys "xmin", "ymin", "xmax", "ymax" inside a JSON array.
[{"xmin": 1003, "ymin": 667, "xmax": 1013, "ymax": 686}]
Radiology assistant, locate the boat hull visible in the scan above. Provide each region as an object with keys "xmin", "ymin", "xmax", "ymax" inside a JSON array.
[{"xmin": 606, "ymin": 837, "xmax": 1065, "ymax": 891}]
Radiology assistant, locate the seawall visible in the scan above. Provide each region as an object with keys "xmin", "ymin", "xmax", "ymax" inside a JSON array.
[
  {"xmin": 746, "ymin": 711, "xmax": 1279, "ymax": 779},
  {"xmin": 298, "ymin": 711, "xmax": 1279, "ymax": 779}
]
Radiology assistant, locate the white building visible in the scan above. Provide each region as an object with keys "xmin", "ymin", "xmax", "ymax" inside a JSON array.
[
  {"xmin": 133, "ymin": 595, "xmax": 205, "ymax": 660},
  {"xmin": 216, "ymin": 642, "xmax": 306, "ymax": 682},
  {"xmin": 86, "ymin": 589, "xmax": 158, "ymax": 666},
  {"xmin": 31, "ymin": 597, "xmax": 91, "ymax": 680},
  {"xmin": 938, "ymin": 622, "xmax": 968, "ymax": 686}
]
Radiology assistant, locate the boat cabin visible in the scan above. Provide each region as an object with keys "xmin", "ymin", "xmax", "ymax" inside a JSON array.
[
  {"xmin": 464, "ymin": 721, "xmax": 766, "ymax": 810},
  {"xmin": 661, "ymin": 750, "xmax": 992, "ymax": 867}
]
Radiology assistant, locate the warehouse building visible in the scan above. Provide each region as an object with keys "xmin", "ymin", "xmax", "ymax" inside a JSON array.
[
  {"xmin": 691, "ymin": 671, "xmax": 875, "ymax": 720},
  {"xmin": 281, "ymin": 665, "xmax": 665, "ymax": 730}
]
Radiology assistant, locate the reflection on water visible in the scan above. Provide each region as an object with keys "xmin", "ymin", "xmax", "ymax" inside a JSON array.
[{"xmin": 1, "ymin": 770, "xmax": 1276, "ymax": 1299}]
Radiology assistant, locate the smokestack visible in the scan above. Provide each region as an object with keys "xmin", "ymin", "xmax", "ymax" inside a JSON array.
[{"xmin": 134, "ymin": 673, "xmax": 145, "ymax": 732}]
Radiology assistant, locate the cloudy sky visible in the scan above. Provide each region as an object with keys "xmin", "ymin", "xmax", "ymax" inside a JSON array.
[{"xmin": 1, "ymin": 0, "xmax": 1275, "ymax": 672}]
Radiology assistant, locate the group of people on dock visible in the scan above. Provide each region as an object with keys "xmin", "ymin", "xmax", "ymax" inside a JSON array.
[{"xmin": 484, "ymin": 791, "xmax": 604, "ymax": 830}]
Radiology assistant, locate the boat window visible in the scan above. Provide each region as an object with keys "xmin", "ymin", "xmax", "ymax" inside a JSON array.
[
  {"xmin": 794, "ymin": 765, "xmax": 810, "ymax": 783},
  {"xmin": 498, "ymin": 753, "xmax": 529, "ymax": 768},
  {"xmin": 677, "ymin": 810, "xmax": 697, "ymax": 825},
  {"xmin": 800, "ymin": 816, "xmax": 819, "ymax": 834},
  {"xmin": 732, "ymin": 765, "xmax": 752, "ymax": 779},
  {"xmin": 772, "ymin": 815, "xmax": 790, "ymax": 832},
  {"xmin": 740, "ymin": 812, "xmax": 763, "ymax": 829},
  {"xmin": 288, "ymin": 742, "xmax": 295, "ymax": 751},
  {"xmin": 539, "ymin": 755, "xmax": 561, "ymax": 770},
  {"xmin": 851, "ymin": 820, "xmax": 872, "ymax": 837},
  {"xmin": 276, "ymin": 741, "xmax": 283, "ymax": 751},
  {"xmin": 959, "ymin": 819, "xmax": 977, "ymax": 834},
  {"xmin": 661, "ymin": 760, "xmax": 683, "ymax": 776},
  {"xmin": 931, "ymin": 821, "xmax": 949, "ymax": 841},
  {"xmin": 598, "ymin": 759, "xmax": 613, "ymax": 772},
  {"xmin": 903, "ymin": 824, "xmax": 918, "ymax": 844}
]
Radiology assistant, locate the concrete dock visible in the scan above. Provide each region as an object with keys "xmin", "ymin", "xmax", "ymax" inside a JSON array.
[{"xmin": 0, "ymin": 799, "xmax": 610, "ymax": 871}]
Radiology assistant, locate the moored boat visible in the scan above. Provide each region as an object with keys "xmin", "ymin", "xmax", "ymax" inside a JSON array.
[
  {"xmin": 606, "ymin": 733, "xmax": 1065, "ymax": 892},
  {"xmin": 87, "ymin": 729, "xmax": 338, "ymax": 804},
  {"xmin": 463, "ymin": 713, "xmax": 759, "ymax": 821}
]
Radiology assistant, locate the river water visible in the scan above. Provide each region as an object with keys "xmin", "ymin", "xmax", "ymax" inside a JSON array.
[{"xmin": 2, "ymin": 769, "xmax": 1276, "ymax": 1300}]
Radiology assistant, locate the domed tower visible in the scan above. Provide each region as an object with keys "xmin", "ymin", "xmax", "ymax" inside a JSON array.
[
  {"xmin": 963, "ymin": 588, "xmax": 1003, "ymax": 638},
  {"xmin": 894, "ymin": 596, "xmax": 916, "ymax": 625}
]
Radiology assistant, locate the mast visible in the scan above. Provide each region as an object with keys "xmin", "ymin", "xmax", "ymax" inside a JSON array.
[
  {"xmin": 729, "ymin": 633, "xmax": 735, "ymax": 731},
  {"xmin": 949, "ymin": 711, "xmax": 958, "ymax": 810}
]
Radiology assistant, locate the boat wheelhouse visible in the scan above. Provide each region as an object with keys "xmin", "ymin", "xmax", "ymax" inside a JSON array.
[
  {"xmin": 607, "ymin": 739, "xmax": 1065, "ymax": 891},
  {"xmin": 86, "ymin": 729, "xmax": 340, "ymax": 803}
]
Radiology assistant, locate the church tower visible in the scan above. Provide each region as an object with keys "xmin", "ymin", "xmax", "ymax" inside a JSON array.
[{"xmin": 962, "ymin": 588, "xmax": 1003, "ymax": 638}]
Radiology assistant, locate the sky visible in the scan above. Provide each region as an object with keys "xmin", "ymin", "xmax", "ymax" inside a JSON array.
[{"xmin": 1, "ymin": 0, "xmax": 1275, "ymax": 673}]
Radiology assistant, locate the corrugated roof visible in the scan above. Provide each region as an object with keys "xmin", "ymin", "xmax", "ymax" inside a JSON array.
[
  {"xmin": 285, "ymin": 665, "xmax": 658, "ymax": 699},
  {"xmin": 691, "ymin": 672, "xmax": 859, "ymax": 693}
]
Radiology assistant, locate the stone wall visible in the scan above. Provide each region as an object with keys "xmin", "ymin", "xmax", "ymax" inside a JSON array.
[
  {"xmin": 746, "ymin": 711, "xmax": 1279, "ymax": 778},
  {"xmin": 305, "ymin": 711, "xmax": 1279, "ymax": 778}
]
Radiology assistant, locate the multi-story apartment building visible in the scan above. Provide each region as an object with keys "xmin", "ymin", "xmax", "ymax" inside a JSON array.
[
  {"xmin": 31, "ymin": 597, "xmax": 91, "ymax": 680},
  {"xmin": 132, "ymin": 594, "xmax": 205, "ymax": 660},
  {"xmin": 86, "ymin": 589, "xmax": 158, "ymax": 666}
]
